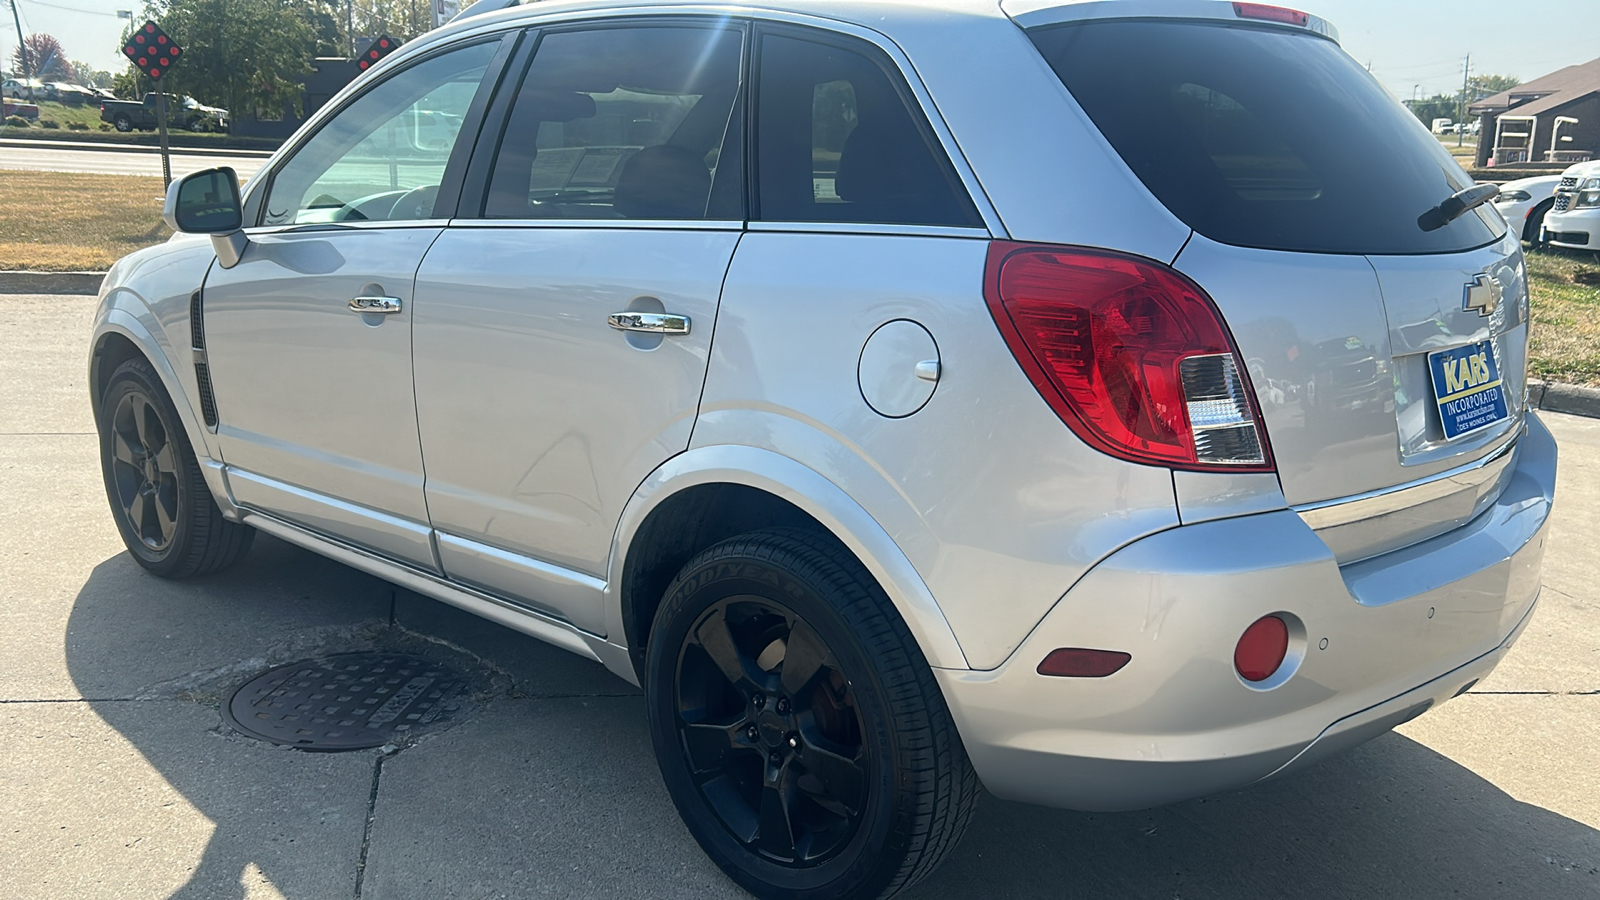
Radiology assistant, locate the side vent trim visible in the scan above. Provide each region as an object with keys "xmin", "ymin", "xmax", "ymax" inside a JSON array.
[{"xmin": 190, "ymin": 288, "xmax": 219, "ymax": 430}]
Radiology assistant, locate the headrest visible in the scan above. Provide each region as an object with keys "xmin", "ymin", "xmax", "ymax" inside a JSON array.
[{"xmin": 613, "ymin": 145, "xmax": 711, "ymax": 219}]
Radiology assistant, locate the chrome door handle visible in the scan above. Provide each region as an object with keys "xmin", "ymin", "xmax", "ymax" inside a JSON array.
[
  {"xmin": 608, "ymin": 312, "xmax": 690, "ymax": 335},
  {"xmin": 349, "ymin": 296, "xmax": 402, "ymax": 314}
]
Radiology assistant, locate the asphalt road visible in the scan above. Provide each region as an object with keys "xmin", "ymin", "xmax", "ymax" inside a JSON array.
[
  {"xmin": 0, "ymin": 143, "xmax": 269, "ymax": 180},
  {"xmin": 1, "ymin": 292, "xmax": 1596, "ymax": 899}
]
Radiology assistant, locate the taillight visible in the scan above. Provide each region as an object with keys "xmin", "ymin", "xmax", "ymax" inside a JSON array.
[
  {"xmin": 1232, "ymin": 3, "xmax": 1310, "ymax": 27},
  {"xmin": 984, "ymin": 242, "xmax": 1272, "ymax": 471}
]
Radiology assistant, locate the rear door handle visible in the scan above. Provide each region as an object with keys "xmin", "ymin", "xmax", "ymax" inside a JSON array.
[
  {"xmin": 608, "ymin": 312, "xmax": 690, "ymax": 335},
  {"xmin": 350, "ymin": 296, "xmax": 402, "ymax": 314}
]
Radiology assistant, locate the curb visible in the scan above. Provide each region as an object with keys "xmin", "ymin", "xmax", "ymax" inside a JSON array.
[
  {"xmin": 0, "ymin": 137, "xmax": 276, "ymax": 158},
  {"xmin": 1529, "ymin": 379, "xmax": 1600, "ymax": 419},
  {"xmin": 0, "ymin": 271, "xmax": 106, "ymax": 295}
]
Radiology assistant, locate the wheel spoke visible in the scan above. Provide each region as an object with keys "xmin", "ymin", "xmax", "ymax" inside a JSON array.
[
  {"xmin": 694, "ymin": 607, "xmax": 764, "ymax": 696},
  {"xmin": 132, "ymin": 398, "xmax": 154, "ymax": 451},
  {"xmin": 796, "ymin": 732, "xmax": 866, "ymax": 812},
  {"xmin": 780, "ymin": 618, "xmax": 830, "ymax": 698},
  {"xmin": 682, "ymin": 715, "xmax": 756, "ymax": 775},
  {"xmin": 112, "ymin": 432, "xmax": 139, "ymax": 467},
  {"xmin": 152, "ymin": 443, "xmax": 178, "ymax": 476},
  {"xmin": 127, "ymin": 492, "xmax": 149, "ymax": 541},
  {"xmin": 757, "ymin": 767, "xmax": 799, "ymax": 859},
  {"xmin": 153, "ymin": 486, "xmax": 178, "ymax": 542}
]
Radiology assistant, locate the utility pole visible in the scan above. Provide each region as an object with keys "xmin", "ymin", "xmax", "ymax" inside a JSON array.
[
  {"xmin": 347, "ymin": 0, "xmax": 355, "ymax": 57},
  {"xmin": 8, "ymin": 0, "xmax": 28, "ymax": 80},
  {"xmin": 1458, "ymin": 53, "xmax": 1471, "ymax": 148}
]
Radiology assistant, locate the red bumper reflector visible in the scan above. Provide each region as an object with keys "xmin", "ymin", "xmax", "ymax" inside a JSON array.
[
  {"xmin": 1038, "ymin": 648, "xmax": 1132, "ymax": 678},
  {"xmin": 1232, "ymin": 3, "xmax": 1310, "ymax": 26},
  {"xmin": 1235, "ymin": 616, "xmax": 1290, "ymax": 682}
]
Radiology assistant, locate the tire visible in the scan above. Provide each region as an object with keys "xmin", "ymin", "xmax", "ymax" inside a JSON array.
[
  {"xmin": 1524, "ymin": 199, "xmax": 1553, "ymax": 247},
  {"xmin": 113, "ymin": 114, "xmax": 132, "ymax": 133},
  {"xmin": 97, "ymin": 357, "xmax": 253, "ymax": 578},
  {"xmin": 646, "ymin": 528, "xmax": 978, "ymax": 900}
]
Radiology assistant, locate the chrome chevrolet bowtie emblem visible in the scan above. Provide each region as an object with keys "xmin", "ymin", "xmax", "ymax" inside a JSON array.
[{"xmin": 1463, "ymin": 274, "xmax": 1502, "ymax": 317}]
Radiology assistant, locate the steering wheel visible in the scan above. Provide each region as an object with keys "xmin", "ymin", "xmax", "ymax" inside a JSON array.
[{"xmin": 390, "ymin": 185, "xmax": 440, "ymax": 221}]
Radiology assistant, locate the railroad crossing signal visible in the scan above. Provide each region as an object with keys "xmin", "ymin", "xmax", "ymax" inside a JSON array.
[
  {"xmin": 123, "ymin": 21, "xmax": 183, "ymax": 81},
  {"xmin": 358, "ymin": 35, "xmax": 401, "ymax": 72}
]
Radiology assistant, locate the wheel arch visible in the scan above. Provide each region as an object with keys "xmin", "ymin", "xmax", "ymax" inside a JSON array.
[
  {"xmin": 1523, "ymin": 197, "xmax": 1555, "ymax": 243},
  {"xmin": 608, "ymin": 446, "xmax": 970, "ymax": 685},
  {"xmin": 90, "ymin": 309, "xmax": 234, "ymax": 517}
]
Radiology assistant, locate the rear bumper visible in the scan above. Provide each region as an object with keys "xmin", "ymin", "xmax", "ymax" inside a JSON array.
[{"xmin": 936, "ymin": 413, "xmax": 1557, "ymax": 812}]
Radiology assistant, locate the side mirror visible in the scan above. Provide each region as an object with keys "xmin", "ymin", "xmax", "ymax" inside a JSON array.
[{"xmin": 163, "ymin": 167, "xmax": 250, "ymax": 268}]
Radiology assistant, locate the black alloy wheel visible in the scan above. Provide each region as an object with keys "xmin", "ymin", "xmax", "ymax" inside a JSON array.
[
  {"xmin": 675, "ymin": 595, "xmax": 870, "ymax": 866},
  {"xmin": 108, "ymin": 386, "xmax": 181, "ymax": 552},
  {"xmin": 98, "ymin": 357, "xmax": 254, "ymax": 578},
  {"xmin": 647, "ymin": 529, "xmax": 977, "ymax": 900}
]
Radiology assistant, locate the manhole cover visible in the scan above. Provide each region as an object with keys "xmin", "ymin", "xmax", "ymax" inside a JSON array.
[{"xmin": 224, "ymin": 652, "xmax": 469, "ymax": 751}]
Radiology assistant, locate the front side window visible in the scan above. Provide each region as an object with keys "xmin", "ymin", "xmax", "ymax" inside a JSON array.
[
  {"xmin": 754, "ymin": 32, "xmax": 979, "ymax": 227},
  {"xmin": 262, "ymin": 41, "xmax": 498, "ymax": 225},
  {"xmin": 482, "ymin": 25, "xmax": 744, "ymax": 220}
]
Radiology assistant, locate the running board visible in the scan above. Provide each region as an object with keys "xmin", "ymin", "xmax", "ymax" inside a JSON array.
[{"xmin": 242, "ymin": 511, "xmax": 609, "ymax": 665}]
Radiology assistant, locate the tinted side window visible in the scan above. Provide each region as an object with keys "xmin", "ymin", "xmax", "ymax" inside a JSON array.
[
  {"xmin": 754, "ymin": 32, "xmax": 980, "ymax": 227},
  {"xmin": 263, "ymin": 42, "xmax": 497, "ymax": 225},
  {"xmin": 483, "ymin": 26, "xmax": 743, "ymax": 220}
]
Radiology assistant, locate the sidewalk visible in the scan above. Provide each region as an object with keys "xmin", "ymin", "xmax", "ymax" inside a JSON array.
[{"xmin": 2, "ymin": 293, "xmax": 1596, "ymax": 899}]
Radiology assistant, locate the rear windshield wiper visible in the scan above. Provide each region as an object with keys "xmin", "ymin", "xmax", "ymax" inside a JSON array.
[{"xmin": 1418, "ymin": 183, "xmax": 1499, "ymax": 232}]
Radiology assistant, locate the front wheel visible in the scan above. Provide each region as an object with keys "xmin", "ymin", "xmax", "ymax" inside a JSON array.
[
  {"xmin": 97, "ymin": 357, "xmax": 253, "ymax": 578},
  {"xmin": 1524, "ymin": 199, "xmax": 1554, "ymax": 247},
  {"xmin": 646, "ymin": 529, "xmax": 977, "ymax": 900}
]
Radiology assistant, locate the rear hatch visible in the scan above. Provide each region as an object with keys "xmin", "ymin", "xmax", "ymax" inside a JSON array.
[{"xmin": 1024, "ymin": 7, "xmax": 1526, "ymax": 562}]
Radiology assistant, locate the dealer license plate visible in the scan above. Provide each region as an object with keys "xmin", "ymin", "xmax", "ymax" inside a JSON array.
[{"xmin": 1427, "ymin": 340, "xmax": 1508, "ymax": 441}]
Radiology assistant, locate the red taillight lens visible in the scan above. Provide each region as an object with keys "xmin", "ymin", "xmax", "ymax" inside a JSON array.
[
  {"xmin": 1232, "ymin": 3, "xmax": 1310, "ymax": 26},
  {"xmin": 1235, "ymin": 616, "xmax": 1289, "ymax": 682},
  {"xmin": 984, "ymin": 242, "xmax": 1272, "ymax": 471},
  {"xmin": 1037, "ymin": 648, "xmax": 1132, "ymax": 678}
]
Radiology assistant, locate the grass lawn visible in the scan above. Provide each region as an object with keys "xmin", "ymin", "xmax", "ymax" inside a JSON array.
[
  {"xmin": 4, "ymin": 170, "xmax": 1599, "ymax": 386},
  {"xmin": 0, "ymin": 171, "xmax": 169, "ymax": 271},
  {"xmin": 6, "ymin": 100, "xmax": 107, "ymax": 132},
  {"xmin": 1526, "ymin": 248, "xmax": 1600, "ymax": 386}
]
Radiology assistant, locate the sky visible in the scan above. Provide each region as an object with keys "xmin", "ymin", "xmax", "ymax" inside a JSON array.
[{"xmin": 3, "ymin": 0, "xmax": 1599, "ymax": 95}]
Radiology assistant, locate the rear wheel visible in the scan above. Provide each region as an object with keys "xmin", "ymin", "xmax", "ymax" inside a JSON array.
[
  {"xmin": 113, "ymin": 114, "xmax": 132, "ymax": 132},
  {"xmin": 97, "ymin": 357, "xmax": 253, "ymax": 578},
  {"xmin": 646, "ymin": 529, "xmax": 977, "ymax": 900}
]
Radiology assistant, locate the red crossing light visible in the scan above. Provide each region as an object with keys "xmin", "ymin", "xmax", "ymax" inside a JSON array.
[
  {"xmin": 357, "ymin": 35, "xmax": 402, "ymax": 72},
  {"xmin": 123, "ymin": 20, "xmax": 183, "ymax": 80}
]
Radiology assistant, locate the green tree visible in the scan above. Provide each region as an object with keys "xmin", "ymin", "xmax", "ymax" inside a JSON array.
[
  {"xmin": 1467, "ymin": 74, "xmax": 1521, "ymax": 102},
  {"xmin": 1406, "ymin": 93, "xmax": 1460, "ymax": 127},
  {"xmin": 136, "ymin": 0, "xmax": 317, "ymax": 116},
  {"xmin": 71, "ymin": 61, "xmax": 114, "ymax": 88}
]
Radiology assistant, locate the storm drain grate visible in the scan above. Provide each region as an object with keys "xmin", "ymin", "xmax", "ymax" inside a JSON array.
[{"xmin": 224, "ymin": 652, "xmax": 469, "ymax": 751}]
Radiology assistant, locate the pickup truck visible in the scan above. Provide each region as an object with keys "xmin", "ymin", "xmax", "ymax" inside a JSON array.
[{"xmin": 100, "ymin": 93, "xmax": 228, "ymax": 133}]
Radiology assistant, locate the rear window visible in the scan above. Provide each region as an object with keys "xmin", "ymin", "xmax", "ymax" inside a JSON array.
[{"xmin": 1029, "ymin": 21, "xmax": 1502, "ymax": 255}]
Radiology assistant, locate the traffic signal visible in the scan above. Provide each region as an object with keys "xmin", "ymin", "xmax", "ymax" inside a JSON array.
[
  {"xmin": 358, "ymin": 35, "xmax": 401, "ymax": 72},
  {"xmin": 123, "ymin": 21, "xmax": 183, "ymax": 81}
]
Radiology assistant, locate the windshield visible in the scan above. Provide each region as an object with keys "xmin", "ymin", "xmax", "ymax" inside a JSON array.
[{"xmin": 1028, "ymin": 20, "xmax": 1502, "ymax": 255}]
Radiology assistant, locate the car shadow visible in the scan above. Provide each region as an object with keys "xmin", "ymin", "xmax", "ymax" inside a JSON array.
[{"xmin": 66, "ymin": 538, "xmax": 1600, "ymax": 899}]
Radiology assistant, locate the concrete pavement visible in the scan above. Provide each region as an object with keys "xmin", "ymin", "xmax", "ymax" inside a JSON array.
[{"xmin": 1, "ymin": 293, "xmax": 1596, "ymax": 899}]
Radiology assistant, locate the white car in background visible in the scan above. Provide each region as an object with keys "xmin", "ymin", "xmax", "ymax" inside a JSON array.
[
  {"xmin": 1544, "ymin": 159, "xmax": 1600, "ymax": 252},
  {"xmin": 1491, "ymin": 174, "xmax": 1560, "ymax": 246}
]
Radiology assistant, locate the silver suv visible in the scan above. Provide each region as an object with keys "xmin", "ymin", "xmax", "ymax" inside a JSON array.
[{"xmin": 90, "ymin": 2, "xmax": 1557, "ymax": 897}]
